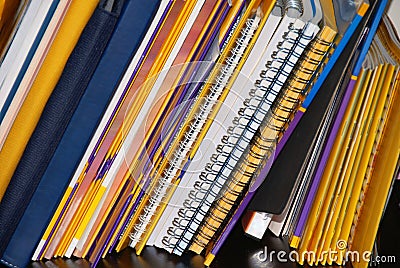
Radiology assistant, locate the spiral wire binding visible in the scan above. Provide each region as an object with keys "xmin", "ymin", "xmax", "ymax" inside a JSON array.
[
  {"xmin": 279, "ymin": 38, "xmax": 335, "ymax": 240},
  {"xmin": 128, "ymin": 17, "xmax": 260, "ymax": 247},
  {"xmin": 190, "ymin": 23, "xmax": 312, "ymax": 251},
  {"xmin": 275, "ymin": 0, "xmax": 285, "ymax": 16},
  {"xmin": 189, "ymin": 24, "xmax": 331, "ymax": 251},
  {"xmin": 283, "ymin": 0, "xmax": 304, "ymax": 15},
  {"xmin": 277, "ymin": 29, "xmax": 337, "ymax": 240},
  {"xmin": 163, "ymin": 21, "xmax": 310, "ymax": 254},
  {"xmin": 221, "ymin": 8, "xmax": 242, "ymax": 52},
  {"xmin": 238, "ymin": 32, "xmax": 335, "ymax": 190}
]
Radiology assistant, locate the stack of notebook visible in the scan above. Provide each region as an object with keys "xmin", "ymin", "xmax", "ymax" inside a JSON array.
[
  {"xmin": 0, "ymin": 0, "xmax": 398, "ymax": 268},
  {"xmin": 290, "ymin": 6, "xmax": 400, "ymax": 267}
]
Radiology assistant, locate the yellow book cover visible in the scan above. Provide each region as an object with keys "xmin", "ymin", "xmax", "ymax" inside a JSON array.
[{"xmin": 350, "ymin": 71, "xmax": 399, "ymax": 268}]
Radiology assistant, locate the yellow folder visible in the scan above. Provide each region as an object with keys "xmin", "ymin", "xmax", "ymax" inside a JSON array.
[
  {"xmin": 328, "ymin": 65, "xmax": 397, "ymax": 265},
  {"xmin": 350, "ymin": 72, "xmax": 400, "ymax": 268},
  {"xmin": 304, "ymin": 64, "xmax": 380, "ymax": 265},
  {"xmin": 297, "ymin": 67, "xmax": 373, "ymax": 264},
  {"xmin": 0, "ymin": 0, "xmax": 99, "ymax": 201},
  {"xmin": 322, "ymin": 63, "xmax": 395, "ymax": 265}
]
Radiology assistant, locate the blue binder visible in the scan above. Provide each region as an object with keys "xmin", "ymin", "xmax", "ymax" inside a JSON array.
[{"xmin": 0, "ymin": 0, "xmax": 160, "ymax": 267}]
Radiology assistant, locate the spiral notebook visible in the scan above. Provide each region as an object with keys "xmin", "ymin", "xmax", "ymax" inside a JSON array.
[
  {"xmin": 146, "ymin": 0, "xmax": 248, "ymax": 249},
  {"xmin": 242, "ymin": 23, "xmax": 337, "ymax": 240},
  {"xmin": 241, "ymin": 0, "xmax": 338, "ymax": 238},
  {"xmin": 86, "ymin": 1, "xmax": 256, "ymax": 258},
  {"xmin": 123, "ymin": 0, "xmax": 302, "ymax": 255},
  {"xmin": 123, "ymin": 0, "xmax": 276, "ymax": 255},
  {"xmin": 189, "ymin": 10, "xmax": 323, "ymax": 264},
  {"xmin": 151, "ymin": 5, "xmax": 281, "ymax": 252},
  {"xmin": 147, "ymin": 0, "xmax": 318, "ymax": 258},
  {"xmin": 158, "ymin": 4, "xmax": 301, "ymax": 256}
]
